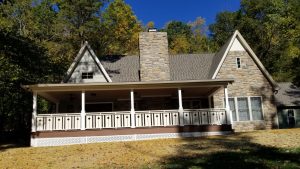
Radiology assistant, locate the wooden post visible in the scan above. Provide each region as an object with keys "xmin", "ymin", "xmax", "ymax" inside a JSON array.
[
  {"xmin": 32, "ymin": 91, "xmax": 37, "ymax": 132},
  {"xmin": 130, "ymin": 90, "xmax": 135, "ymax": 128},
  {"xmin": 178, "ymin": 88, "xmax": 184, "ymax": 126},
  {"xmin": 81, "ymin": 91, "xmax": 86, "ymax": 130},
  {"xmin": 224, "ymin": 86, "xmax": 233, "ymax": 124}
]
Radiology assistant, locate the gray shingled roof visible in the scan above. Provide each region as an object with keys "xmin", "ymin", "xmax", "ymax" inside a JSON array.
[
  {"xmin": 275, "ymin": 82, "xmax": 300, "ymax": 107},
  {"xmin": 100, "ymin": 55, "xmax": 140, "ymax": 82},
  {"xmin": 99, "ymin": 54, "xmax": 217, "ymax": 82},
  {"xmin": 170, "ymin": 54, "xmax": 215, "ymax": 80}
]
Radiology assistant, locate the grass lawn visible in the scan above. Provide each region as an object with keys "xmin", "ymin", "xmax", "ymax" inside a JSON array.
[{"xmin": 0, "ymin": 128, "xmax": 300, "ymax": 169}]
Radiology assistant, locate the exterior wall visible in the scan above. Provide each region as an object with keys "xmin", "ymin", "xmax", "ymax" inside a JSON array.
[
  {"xmin": 213, "ymin": 50, "xmax": 277, "ymax": 132},
  {"xmin": 68, "ymin": 49, "xmax": 107, "ymax": 83},
  {"xmin": 139, "ymin": 32, "xmax": 170, "ymax": 81}
]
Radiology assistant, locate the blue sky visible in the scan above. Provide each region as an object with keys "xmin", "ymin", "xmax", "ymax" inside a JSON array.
[{"xmin": 125, "ymin": 0, "xmax": 240, "ymax": 28}]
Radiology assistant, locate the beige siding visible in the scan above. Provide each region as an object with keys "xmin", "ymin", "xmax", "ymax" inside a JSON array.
[
  {"xmin": 68, "ymin": 50, "xmax": 107, "ymax": 83},
  {"xmin": 213, "ymin": 50, "xmax": 277, "ymax": 131}
]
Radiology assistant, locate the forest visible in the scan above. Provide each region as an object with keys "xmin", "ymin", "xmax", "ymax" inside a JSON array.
[{"xmin": 0, "ymin": 0, "xmax": 299, "ymax": 143}]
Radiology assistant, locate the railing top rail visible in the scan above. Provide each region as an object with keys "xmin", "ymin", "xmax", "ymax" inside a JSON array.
[
  {"xmin": 183, "ymin": 108, "xmax": 226, "ymax": 112},
  {"xmin": 37, "ymin": 113, "xmax": 81, "ymax": 116},
  {"xmin": 86, "ymin": 111, "xmax": 131, "ymax": 115}
]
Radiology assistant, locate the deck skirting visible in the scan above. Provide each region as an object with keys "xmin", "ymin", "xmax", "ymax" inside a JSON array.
[
  {"xmin": 31, "ymin": 131, "xmax": 232, "ymax": 147},
  {"xmin": 31, "ymin": 125, "xmax": 232, "ymax": 147}
]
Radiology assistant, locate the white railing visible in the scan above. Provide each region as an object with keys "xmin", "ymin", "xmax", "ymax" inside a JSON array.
[
  {"xmin": 35, "ymin": 109, "xmax": 228, "ymax": 131},
  {"xmin": 135, "ymin": 110, "xmax": 180, "ymax": 127},
  {"xmin": 85, "ymin": 111, "xmax": 131, "ymax": 129},
  {"xmin": 36, "ymin": 113, "xmax": 81, "ymax": 131},
  {"xmin": 183, "ymin": 109, "xmax": 228, "ymax": 125}
]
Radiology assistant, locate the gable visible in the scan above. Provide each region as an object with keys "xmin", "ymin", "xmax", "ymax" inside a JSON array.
[
  {"xmin": 211, "ymin": 30, "xmax": 278, "ymax": 91},
  {"xmin": 63, "ymin": 42, "xmax": 112, "ymax": 83},
  {"xmin": 230, "ymin": 38, "xmax": 245, "ymax": 52}
]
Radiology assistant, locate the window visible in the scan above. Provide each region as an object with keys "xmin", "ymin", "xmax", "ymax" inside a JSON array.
[
  {"xmin": 236, "ymin": 57, "xmax": 241, "ymax": 68},
  {"xmin": 224, "ymin": 96, "xmax": 263, "ymax": 122},
  {"xmin": 225, "ymin": 98, "xmax": 237, "ymax": 121},
  {"xmin": 82, "ymin": 72, "xmax": 93, "ymax": 79},
  {"xmin": 251, "ymin": 97, "xmax": 263, "ymax": 120},
  {"xmin": 228, "ymin": 98, "xmax": 237, "ymax": 121},
  {"xmin": 237, "ymin": 97, "xmax": 250, "ymax": 121}
]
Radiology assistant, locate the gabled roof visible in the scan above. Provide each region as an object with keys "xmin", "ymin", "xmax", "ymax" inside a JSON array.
[
  {"xmin": 63, "ymin": 41, "xmax": 112, "ymax": 83},
  {"xmin": 275, "ymin": 82, "xmax": 300, "ymax": 107},
  {"xmin": 210, "ymin": 30, "xmax": 279, "ymax": 90},
  {"xmin": 99, "ymin": 54, "xmax": 216, "ymax": 82}
]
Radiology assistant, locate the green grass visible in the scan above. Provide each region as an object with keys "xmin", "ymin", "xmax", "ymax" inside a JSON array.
[{"xmin": 1, "ymin": 128, "xmax": 300, "ymax": 169}]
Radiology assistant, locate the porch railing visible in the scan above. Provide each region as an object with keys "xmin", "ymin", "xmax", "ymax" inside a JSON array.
[
  {"xmin": 35, "ymin": 109, "xmax": 228, "ymax": 131},
  {"xmin": 36, "ymin": 113, "xmax": 81, "ymax": 131}
]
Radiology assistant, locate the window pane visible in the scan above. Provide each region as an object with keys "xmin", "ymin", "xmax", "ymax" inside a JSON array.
[
  {"xmin": 251, "ymin": 97, "xmax": 263, "ymax": 120},
  {"xmin": 229, "ymin": 98, "xmax": 237, "ymax": 121},
  {"xmin": 238, "ymin": 98, "xmax": 250, "ymax": 121}
]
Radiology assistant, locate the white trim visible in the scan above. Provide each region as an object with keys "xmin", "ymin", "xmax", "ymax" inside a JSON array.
[
  {"xmin": 234, "ymin": 97, "xmax": 239, "ymax": 121},
  {"xmin": 178, "ymin": 88, "xmax": 184, "ymax": 126},
  {"xmin": 248, "ymin": 96, "xmax": 253, "ymax": 121},
  {"xmin": 81, "ymin": 91, "xmax": 86, "ymax": 130},
  {"xmin": 30, "ymin": 131, "xmax": 232, "ymax": 147},
  {"xmin": 130, "ymin": 90, "xmax": 135, "ymax": 128},
  {"xmin": 212, "ymin": 31, "xmax": 238, "ymax": 79}
]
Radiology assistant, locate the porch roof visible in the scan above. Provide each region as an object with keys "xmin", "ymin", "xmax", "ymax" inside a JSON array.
[{"xmin": 23, "ymin": 79, "xmax": 234, "ymax": 92}]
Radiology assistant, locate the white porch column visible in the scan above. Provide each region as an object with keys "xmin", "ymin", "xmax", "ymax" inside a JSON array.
[
  {"xmin": 32, "ymin": 91, "xmax": 37, "ymax": 132},
  {"xmin": 178, "ymin": 88, "xmax": 184, "ymax": 126},
  {"xmin": 55, "ymin": 103, "xmax": 59, "ymax": 113},
  {"xmin": 81, "ymin": 91, "xmax": 86, "ymax": 130},
  {"xmin": 224, "ymin": 85, "xmax": 233, "ymax": 124},
  {"xmin": 130, "ymin": 89, "xmax": 135, "ymax": 128}
]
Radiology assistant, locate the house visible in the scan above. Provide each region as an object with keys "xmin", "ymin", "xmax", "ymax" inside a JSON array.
[
  {"xmin": 23, "ymin": 30, "xmax": 279, "ymax": 147},
  {"xmin": 275, "ymin": 82, "xmax": 300, "ymax": 128}
]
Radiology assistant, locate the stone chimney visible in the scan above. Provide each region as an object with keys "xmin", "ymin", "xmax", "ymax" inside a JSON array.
[{"xmin": 139, "ymin": 30, "xmax": 170, "ymax": 81}]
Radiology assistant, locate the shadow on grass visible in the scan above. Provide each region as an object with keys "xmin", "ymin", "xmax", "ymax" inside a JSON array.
[
  {"xmin": 0, "ymin": 132, "xmax": 29, "ymax": 152},
  {"xmin": 160, "ymin": 134, "xmax": 300, "ymax": 169}
]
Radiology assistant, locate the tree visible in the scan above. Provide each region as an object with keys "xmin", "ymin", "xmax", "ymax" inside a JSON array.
[
  {"xmin": 101, "ymin": 0, "xmax": 142, "ymax": 55},
  {"xmin": 0, "ymin": 30, "xmax": 56, "ymax": 142},
  {"xmin": 189, "ymin": 17, "xmax": 216, "ymax": 52},
  {"xmin": 55, "ymin": 0, "xmax": 106, "ymax": 49},
  {"xmin": 209, "ymin": 0, "xmax": 300, "ymax": 82},
  {"xmin": 162, "ymin": 21, "xmax": 193, "ymax": 54}
]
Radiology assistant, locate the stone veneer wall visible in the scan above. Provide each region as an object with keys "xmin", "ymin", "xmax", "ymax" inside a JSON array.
[
  {"xmin": 139, "ymin": 32, "xmax": 170, "ymax": 81},
  {"xmin": 213, "ymin": 51, "xmax": 278, "ymax": 132}
]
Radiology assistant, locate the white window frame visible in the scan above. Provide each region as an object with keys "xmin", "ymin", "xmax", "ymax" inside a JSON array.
[
  {"xmin": 223, "ymin": 96, "xmax": 264, "ymax": 122},
  {"xmin": 250, "ymin": 96, "xmax": 265, "ymax": 121},
  {"xmin": 236, "ymin": 57, "xmax": 241, "ymax": 69}
]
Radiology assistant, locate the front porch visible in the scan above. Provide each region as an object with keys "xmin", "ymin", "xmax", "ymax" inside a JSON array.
[{"xmin": 24, "ymin": 79, "xmax": 234, "ymax": 146}]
